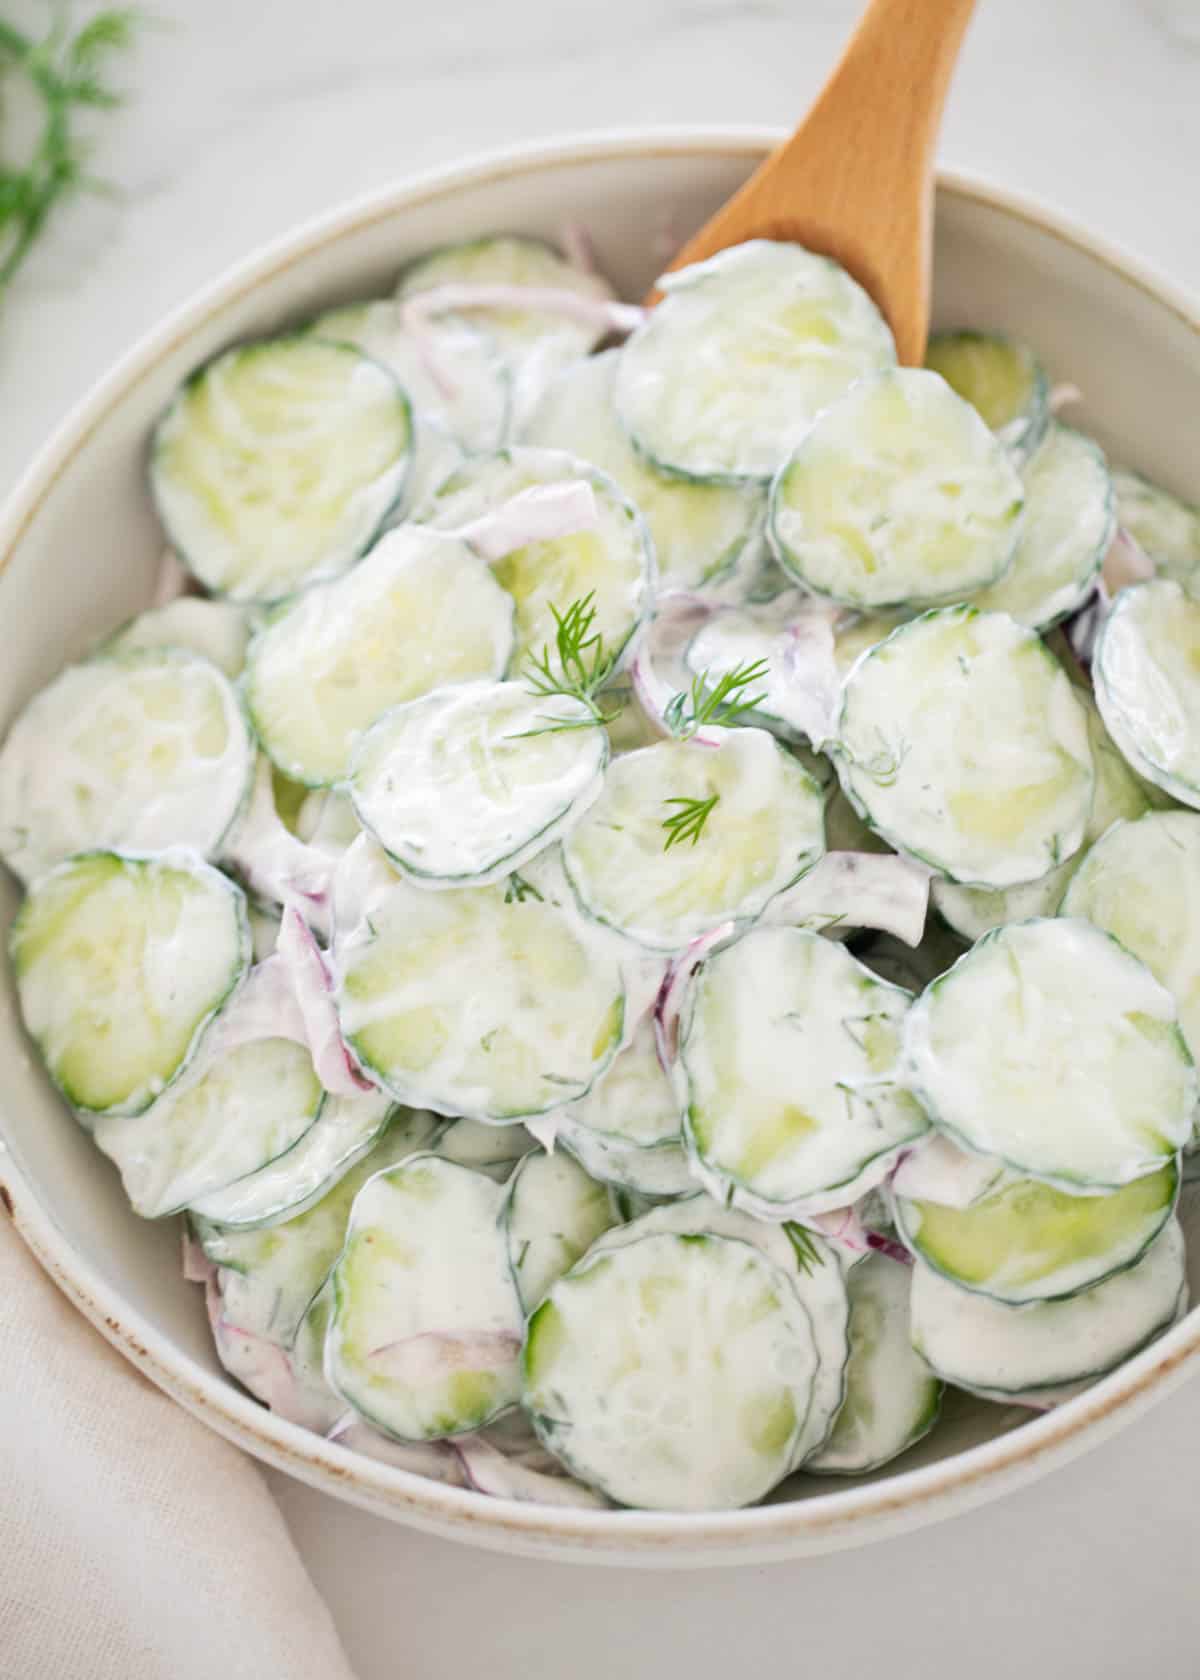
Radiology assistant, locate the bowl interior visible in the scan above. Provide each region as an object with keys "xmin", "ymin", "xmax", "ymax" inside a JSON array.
[{"xmin": 2, "ymin": 134, "xmax": 1198, "ymax": 1555}]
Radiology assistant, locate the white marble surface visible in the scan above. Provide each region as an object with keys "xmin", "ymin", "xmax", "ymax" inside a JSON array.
[{"xmin": 4, "ymin": 2, "xmax": 1200, "ymax": 1676}]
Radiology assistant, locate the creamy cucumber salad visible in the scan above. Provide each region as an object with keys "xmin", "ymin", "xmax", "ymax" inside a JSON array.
[{"xmin": 4, "ymin": 232, "xmax": 1200, "ymax": 1513}]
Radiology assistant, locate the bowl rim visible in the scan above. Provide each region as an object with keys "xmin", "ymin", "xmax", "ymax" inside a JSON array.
[{"xmin": 3, "ymin": 124, "xmax": 1199, "ymax": 1560}]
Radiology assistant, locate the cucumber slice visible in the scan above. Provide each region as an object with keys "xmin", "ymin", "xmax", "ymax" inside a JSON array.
[
  {"xmin": 555, "ymin": 1014, "xmax": 694, "ymax": 1198},
  {"xmin": 335, "ymin": 874, "xmax": 625, "ymax": 1121},
  {"xmin": 804, "ymin": 1255, "xmax": 941, "ymax": 1475},
  {"xmin": 0, "ymin": 649, "xmax": 252, "ymax": 886},
  {"xmin": 562, "ymin": 727, "xmax": 825, "ymax": 952},
  {"xmin": 187, "ymin": 1088, "xmax": 394, "ymax": 1228},
  {"xmin": 243, "ymin": 526, "xmax": 514, "ymax": 787},
  {"xmin": 1094, "ymin": 578, "xmax": 1200, "ymax": 808},
  {"xmin": 524, "ymin": 1231, "xmax": 819, "ymax": 1510},
  {"xmin": 587, "ymin": 1196, "xmax": 850, "ymax": 1469},
  {"xmin": 94, "ymin": 1036, "xmax": 323, "ymax": 1219},
  {"xmin": 306, "ymin": 299, "xmax": 509, "ymax": 454},
  {"xmin": 923, "ymin": 331, "xmax": 1049, "ymax": 464},
  {"xmin": 909, "ymin": 1217, "xmax": 1187, "ymax": 1397},
  {"xmin": 1061, "ymin": 811, "xmax": 1200, "ymax": 1071},
  {"xmin": 423, "ymin": 447, "xmax": 654, "ymax": 672},
  {"xmin": 1112, "ymin": 467, "xmax": 1200, "ymax": 586},
  {"xmin": 615, "ymin": 240, "xmax": 896, "ymax": 484},
  {"xmin": 893, "ymin": 1158, "xmax": 1179, "ymax": 1304},
  {"xmin": 348, "ymin": 679, "xmax": 608, "ymax": 887},
  {"xmin": 523, "ymin": 351, "xmax": 763, "ymax": 589},
  {"xmin": 836, "ymin": 607, "xmax": 1094, "ymax": 889},
  {"xmin": 682, "ymin": 927, "xmax": 929, "ymax": 1217},
  {"xmin": 932, "ymin": 684, "xmax": 1159, "ymax": 941},
  {"xmin": 327, "ymin": 1156, "xmax": 524, "ymax": 1441},
  {"xmin": 683, "ymin": 594, "xmax": 841, "ymax": 747},
  {"xmin": 972, "ymin": 424, "xmax": 1114, "ymax": 629},
  {"xmin": 104, "ymin": 597, "xmax": 252, "ymax": 678},
  {"xmin": 769, "ymin": 369, "xmax": 1024, "ymax": 610},
  {"xmin": 150, "ymin": 336, "xmax": 412, "ymax": 604},
  {"xmin": 903, "ymin": 917, "xmax": 1195, "ymax": 1189},
  {"xmin": 194, "ymin": 1106, "xmax": 441, "ymax": 1345},
  {"xmin": 12, "ymin": 851, "xmax": 249, "ymax": 1117},
  {"xmin": 397, "ymin": 234, "xmax": 614, "ymax": 360},
  {"xmin": 502, "ymin": 1147, "xmax": 618, "ymax": 1310}
]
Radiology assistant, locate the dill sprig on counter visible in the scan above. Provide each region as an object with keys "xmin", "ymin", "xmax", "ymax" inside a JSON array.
[{"xmin": 0, "ymin": 7, "xmax": 141, "ymax": 296}]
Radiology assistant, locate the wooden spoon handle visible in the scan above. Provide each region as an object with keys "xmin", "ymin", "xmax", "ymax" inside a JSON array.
[{"xmin": 657, "ymin": 0, "xmax": 977, "ymax": 363}]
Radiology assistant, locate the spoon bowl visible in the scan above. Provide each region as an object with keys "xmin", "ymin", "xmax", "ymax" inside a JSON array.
[{"xmin": 653, "ymin": 0, "xmax": 978, "ymax": 362}]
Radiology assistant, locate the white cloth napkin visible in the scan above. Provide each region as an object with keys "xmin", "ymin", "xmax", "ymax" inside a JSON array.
[{"xmin": 0, "ymin": 1215, "xmax": 357, "ymax": 1680}]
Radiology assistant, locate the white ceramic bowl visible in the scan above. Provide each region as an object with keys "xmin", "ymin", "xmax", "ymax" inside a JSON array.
[{"xmin": 2, "ymin": 128, "xmax": 1199, "ymax": 1567}]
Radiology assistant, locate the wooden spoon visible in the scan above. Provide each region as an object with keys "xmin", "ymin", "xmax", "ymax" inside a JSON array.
[{"xmin": 650, "ymin": 0, "xmax": 977, "ymax": 365}]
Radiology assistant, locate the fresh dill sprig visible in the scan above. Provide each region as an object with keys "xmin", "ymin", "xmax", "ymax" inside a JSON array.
[
  {"xmin": 516, "ymin": 591, "xmax": 627, "ymax": 736},
  {"xmin": 783, "ymin": 1223, "xmax": 824, "ymax": 1277},
  {"xmin": 0, "ymin": 7, "xmax": 143, "ymax": 297},
  {"xmin": 664, "ymin": 658, "xmax": 769, "ymax": 739},
  {"xmin": 524, "ymin": 591, "xmax": 619, "ymax": 705},
  {"xmin": 504, "ymin": 871, "xmax": 543, "ymax": 904},
  {"xmin": 662, "ymin": 792, "xmax": 719, "ymax": 851}
]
